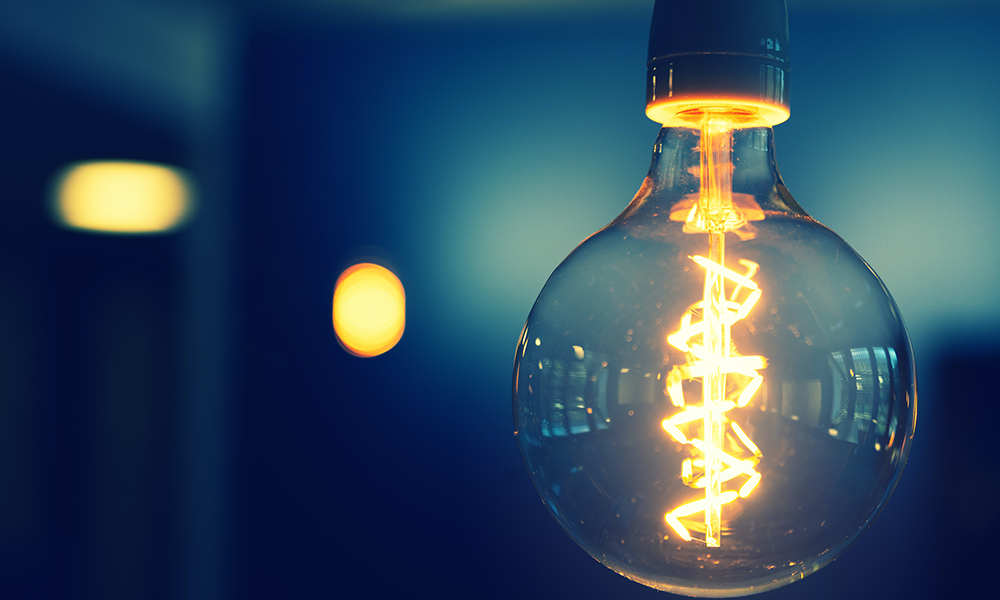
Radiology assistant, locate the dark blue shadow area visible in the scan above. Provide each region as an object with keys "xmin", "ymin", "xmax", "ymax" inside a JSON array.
[{"xmin": 0, "ymin": 56, "xmax": 186, "ymax": 598}]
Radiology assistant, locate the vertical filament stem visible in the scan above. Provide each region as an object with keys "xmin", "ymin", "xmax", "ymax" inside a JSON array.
[
  {"xmin": 700, "ymin": 111, "xmax": 734, "ymax": 547},
  {"xmin": 700, "ymin": 112, "xmax": 734, "ymax": 228}
]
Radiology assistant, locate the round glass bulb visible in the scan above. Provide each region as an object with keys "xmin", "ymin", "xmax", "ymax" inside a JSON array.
[{"xmin": 513, "ymin": 109, "xmax": 916, "ymax": 597}]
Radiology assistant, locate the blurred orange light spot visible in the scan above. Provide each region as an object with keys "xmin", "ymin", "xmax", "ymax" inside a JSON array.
[
  {"xmin": 53, "ymin": 161, "xmax": 192, "ymax": 233},
  {"xmin": 332, "ymin": 263, "xmax": 405, "ymax": 357}
]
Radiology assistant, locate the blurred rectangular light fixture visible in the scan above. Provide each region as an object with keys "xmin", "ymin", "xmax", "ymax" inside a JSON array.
[{"xmin": 51, "ymin": 161, "xmax": 194, "ymax": 234}]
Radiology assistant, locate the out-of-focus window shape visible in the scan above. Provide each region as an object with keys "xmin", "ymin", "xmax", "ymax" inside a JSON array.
[
  {"xmin": 780, "ymin": 380, "xmax": 822, "ymax": 427},
  {"xmin": 827, "ymin": 346, "xmax": 901, "ymax": 446},
  {"xmin": 526, "ymin": 349, "xmax": 611, "ymax": 441},
  {"xmin": 829, "ymin": 350, "xmax": 850, "ymax": 427},
  {"xmin": 332, "ymin": 263, "xmax": 405, "ymax": 357},
  {"xmin": 51, "ymin": 161, "xmax": 193, "ymax": 234},
  {"xmin": 851, "ymin": 347, "xmax": 875, "ymax": 432},
  {"xmin": 872, "ymin": 347, "xmax": 891, "ymax": 436}
]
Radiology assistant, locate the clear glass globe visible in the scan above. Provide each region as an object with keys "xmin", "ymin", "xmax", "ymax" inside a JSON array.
[{"xmin": 513, "ymin": 109, "xmax": 916, "ymax": 597}]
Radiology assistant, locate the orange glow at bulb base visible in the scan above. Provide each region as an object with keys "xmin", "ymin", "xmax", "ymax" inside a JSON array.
[{"xmin": 647, "ymin": 97, "xmax": 790, "ymax": 128}]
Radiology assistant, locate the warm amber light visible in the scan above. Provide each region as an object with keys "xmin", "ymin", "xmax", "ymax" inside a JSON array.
[
  {"xmin": 52, "ymin": 161, "xmax": 192, "ymax": 234},
  {"xmin": 332, "ymin": 263, "xmax": 405, "ymax": 357},
  {"xmin": 647, "ymin": 97, "xmax": 790, "ymax": 127},
  {"xmin": 661, "ymin": 111, "xmax": 768, "ymax": 548},
  {"xmin": 662, "ymin": 255, "xmax": 766, "ymax": 546}
]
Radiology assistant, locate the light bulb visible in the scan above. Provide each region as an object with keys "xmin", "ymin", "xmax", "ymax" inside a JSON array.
[{"xmin": 512, "ymin": 1, "xmax": 915, "ymax": 596}]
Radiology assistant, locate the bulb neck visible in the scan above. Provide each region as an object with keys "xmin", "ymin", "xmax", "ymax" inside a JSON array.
[{"xmin": 618, "ymin": 108, "xmax": 806, "ymax": 234}]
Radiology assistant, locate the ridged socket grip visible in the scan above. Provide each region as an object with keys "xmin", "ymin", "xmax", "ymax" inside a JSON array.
[{"xmin": 646, "ymin": 0, "xmax": 791, "ymax": 125}]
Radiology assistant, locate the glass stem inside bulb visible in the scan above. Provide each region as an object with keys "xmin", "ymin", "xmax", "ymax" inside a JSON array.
[
  {"xmin": 700, "ymin": 111, "xmax": 735, "ymax": 548},
  {"xmin": 700, "ymin": 113, "xmax": 734, "ymax": 225}
]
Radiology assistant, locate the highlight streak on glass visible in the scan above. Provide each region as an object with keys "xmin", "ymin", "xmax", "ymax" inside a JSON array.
[
  {"xmin": 52, "ymin": 161, "xmax": 192, "ymax": 234},
  {"xmin": 332, "ymin": 263, "xmax": 406, "ymax": 357}
]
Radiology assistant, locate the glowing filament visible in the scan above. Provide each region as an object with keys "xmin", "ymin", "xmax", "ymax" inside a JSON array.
[
  {"xmin": 689, "ymin": 255, "xmax": 758, "ymax": 290},
  {"xmin": 662, "ymin": 255, "xmax": 766, "ymax": 547}
]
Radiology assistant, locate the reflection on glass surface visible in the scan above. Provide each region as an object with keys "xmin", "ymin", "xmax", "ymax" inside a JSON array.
[{"xmin": 513, "ymin": 109, "xmax": 916, "ymax": 596}]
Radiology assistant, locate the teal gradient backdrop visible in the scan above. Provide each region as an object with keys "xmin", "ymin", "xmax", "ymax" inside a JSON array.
[{"xmin": 0, "ymin": 2, "xmax": 996, "ymax": 599}]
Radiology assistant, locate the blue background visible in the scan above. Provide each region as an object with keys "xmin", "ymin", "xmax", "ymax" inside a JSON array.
[{"xmin": 0, "ymin": 1, "xmax": 997, "ymax": 598}]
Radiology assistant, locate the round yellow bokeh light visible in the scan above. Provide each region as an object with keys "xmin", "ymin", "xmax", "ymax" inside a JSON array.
[{"xmin": 332, "ymin": 263, "xmax": 405, "ymax": 357}]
